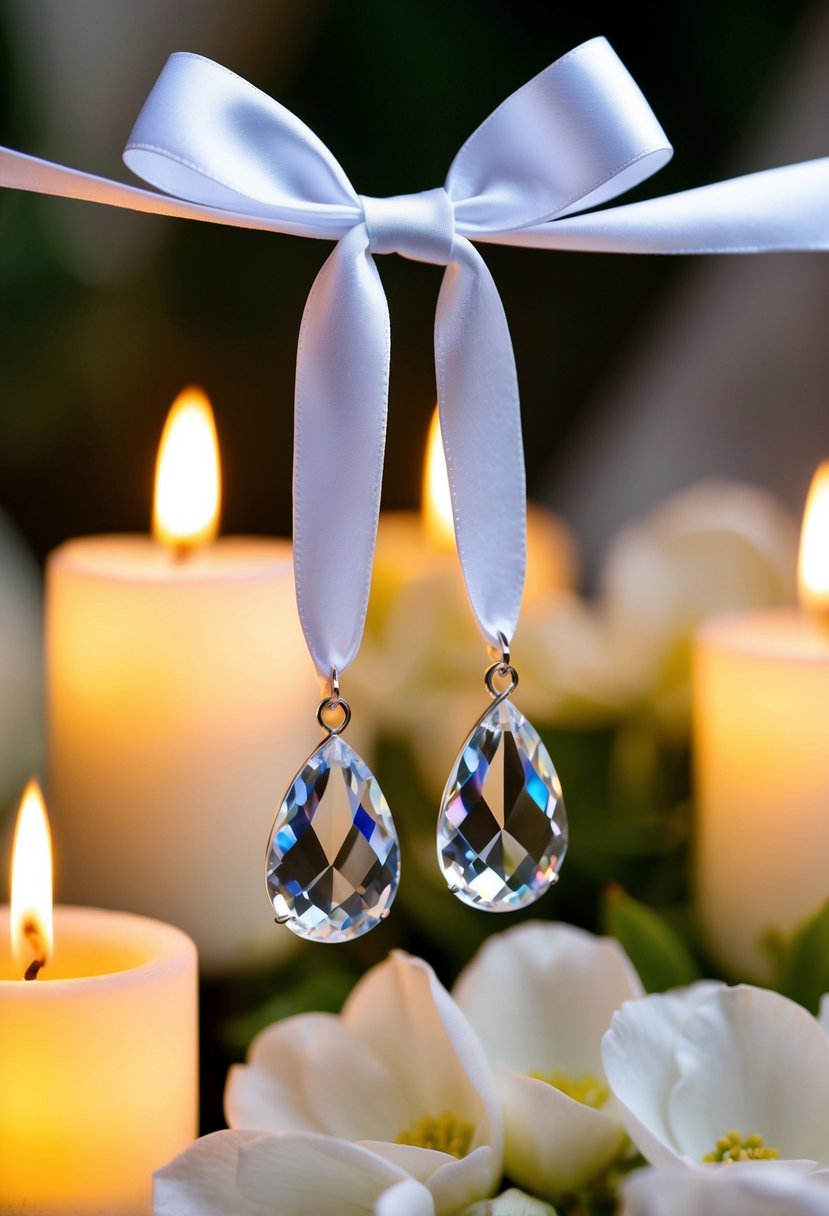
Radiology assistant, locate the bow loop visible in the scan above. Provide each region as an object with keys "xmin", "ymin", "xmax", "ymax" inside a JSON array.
[
  {"xmin": 448, "ymin": 36, "xmax": 672, "ymax": 235},
  {"xmin": 361, "ymin": 188, "xmax": 455, "ymax": 265},
  {"xmin": 124, "ymin": 52, "xmax": 361, "ymax": 229}
]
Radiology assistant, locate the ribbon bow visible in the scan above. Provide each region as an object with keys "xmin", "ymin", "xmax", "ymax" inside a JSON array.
[{"xmin": 2, "ymin": 38, "xmax": 828, "ymax": 677}]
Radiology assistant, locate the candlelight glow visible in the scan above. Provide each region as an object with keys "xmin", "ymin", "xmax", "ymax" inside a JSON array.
[
  {"xmin": 10, "ymin": 779, "xmax": 54, "ymax": 971},
  {"xmin": 153, "ymin": 387, "xmax": 221, "ymax": 553},
  {"xmin": 422, "ymin": 407, "xmax": 456, "ymax": 552},
  {"xmin": 798, "ymin": 460, "xmax": 829, "ymax": 617}
]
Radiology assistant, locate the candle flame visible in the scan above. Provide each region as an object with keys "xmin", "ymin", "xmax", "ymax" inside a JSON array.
[
  {"xmin": 798, "ymin": 461, "xmax": 829, "ymax": 618},
  {"xmin": 422, "ymin": 408, "xmax": 456, "ymax": 552},
  {"xmin": 153, "ymin": 387, "xmax": 221, "ymax": 554},
  {"xmin": 10, "ymin": 779, "xmax": 54, "ymax": 973}
]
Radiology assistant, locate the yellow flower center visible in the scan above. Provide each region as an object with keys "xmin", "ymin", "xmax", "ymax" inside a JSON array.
[
  {"xmin": 531, "ymin": 1070, "xmax": 610, "ymax": 1109},
  {"xmin": 703, "ymin": 1130, "xmax": 781, "ymax": 1163},
  {"xmin": 395, "ymin": 1112, "xmax": 474, "ymax": 1158}
]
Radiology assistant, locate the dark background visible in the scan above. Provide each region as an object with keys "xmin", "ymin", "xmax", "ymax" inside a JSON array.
[{"xmin": 0, "ymin": 0, "xmax": 819, "ymax": 567}]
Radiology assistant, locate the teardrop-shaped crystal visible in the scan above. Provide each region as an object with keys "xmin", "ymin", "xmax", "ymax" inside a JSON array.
[
  {"xmin": 267, "ymin": 736, "xmax": 400, "ymax": 943},
  {"xmin": 437, "ymin": 697, "xmax": 567, "ymax": 911}
]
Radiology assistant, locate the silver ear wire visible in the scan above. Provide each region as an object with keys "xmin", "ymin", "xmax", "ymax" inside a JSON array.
[{"xmin": 484, "ymin": 634, "xmax": 519, "ymax": 702}]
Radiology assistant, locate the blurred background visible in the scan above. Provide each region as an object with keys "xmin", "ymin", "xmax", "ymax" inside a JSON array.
[{"xmin": 1, "ymin": 0, "xmax": 828, "ymax": 1131}]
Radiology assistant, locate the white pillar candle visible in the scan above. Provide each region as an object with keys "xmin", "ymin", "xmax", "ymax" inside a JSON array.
[
  {"xmin": 46, "ymin": 390, "xmax": 317, "ymax": 972},
  {"xmin": 694, "ymin": 462, "xmax": 829, "ymax": 980},
  {"xmin": 0, "ymin": 784, "xmax": 197, "ymax": 1215},
  {"xmin": 0, "ymin": 907, "xmax": 197, "ymax": 1215}
]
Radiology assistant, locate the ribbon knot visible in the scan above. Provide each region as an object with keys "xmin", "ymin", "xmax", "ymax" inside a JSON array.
[
  {"xmin": 1, "ymin": 39, "xmax": 827, "ymax": 679},
  {"xmin": 360, "ymin": 188, "xmax": 455, "ymax": 265}
]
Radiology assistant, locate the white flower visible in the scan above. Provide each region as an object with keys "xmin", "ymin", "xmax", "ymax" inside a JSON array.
[
  {"xmin": 602, "ymin": 982, "xmax": 829, "ymax": 1170},
  {"xmin": 153, "ymin": 1128, "xmax": 438, "ymax": 1215},
  {"xmin": 621, "ymin": 1163, "xmax": 829, "ymax": 1216},
  {"xmin": 453, "ymin": 922, "xmax": 644, "ymax": 1197},
  {"xmin": 224, "ymin": 951, "xmax": 503, "ymax": 1215},
  {"xmin": 515, "ymin": 594, "xmax": 645, "ymax": 725},
  {"xmin": 600, "ymin": 479, "xmax": 798, "ymax": 732}
]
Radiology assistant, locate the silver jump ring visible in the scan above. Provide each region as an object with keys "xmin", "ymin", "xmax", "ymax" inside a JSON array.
[
  {"xmin": 316, "ymin": 694, "xmax": 352, "ymax": 736},
  {"xmin": 485, "ymin": 660, "xmax": 519, "ymax": 701}
]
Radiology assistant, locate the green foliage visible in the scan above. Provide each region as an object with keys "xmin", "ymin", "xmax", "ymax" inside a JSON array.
[
  {"xmin": 602, "ymin": 886, "xmax": 700, "ymax": 993},
  {"xmin": 538, "ymin": 720, "xmax": 692, "ymax": 936},
  {"xmin": 772, "ymin": 900, "xmax": 829, "ymax": 1016}
]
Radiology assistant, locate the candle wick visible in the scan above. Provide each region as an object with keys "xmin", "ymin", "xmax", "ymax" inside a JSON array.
[{"xmin": 23, "ymin": 920, "xmax": 46, "ymax": 981}]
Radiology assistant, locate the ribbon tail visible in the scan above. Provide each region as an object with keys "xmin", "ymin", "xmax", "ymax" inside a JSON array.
[
  {"xmin": 293, "ymin": 224, "xmax": 390, "ymax": 678},
  {"xmin": 481, "ymin": 158, "xmax": 829, "ymax": 254},
  {"xmin": 435, "ymin": 236, "xmax": 525, "ymax": 649}
]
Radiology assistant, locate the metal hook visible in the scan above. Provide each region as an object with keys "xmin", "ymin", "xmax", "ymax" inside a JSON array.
[
  {"xmin": 316, "ymin": 667, "xmax": 352, "ymax": 736},
  {"xmin": 497, "ymin": 631, "xmax": 511, "ymax": 672},
  {"xmin": 484, "ymin": 631, "xmax": 518, "ymax": 700}
]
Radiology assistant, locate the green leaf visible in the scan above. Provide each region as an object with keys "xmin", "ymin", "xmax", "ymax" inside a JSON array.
[
  {"xmin": 775, "ymin": 900, "xmax": 829, "ymax": 1015},
  {"xmin": 602, "ymin": 885, "xmax": 700, "ymax": 993}
]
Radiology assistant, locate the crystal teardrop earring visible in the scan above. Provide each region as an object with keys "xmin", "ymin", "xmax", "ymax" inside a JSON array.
[
  {"xmin": 437, "ymin": 634, "xmax": 567, "ymax": 911},
  {"xmin": 266, "ymin": 670, "xmax": 400, "ymax": 943}
]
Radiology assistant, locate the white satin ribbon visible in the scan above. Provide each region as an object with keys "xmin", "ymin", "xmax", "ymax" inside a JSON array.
[{"xmin": 1, "ymin": 37, "xmax": 828, "ymax": 677}]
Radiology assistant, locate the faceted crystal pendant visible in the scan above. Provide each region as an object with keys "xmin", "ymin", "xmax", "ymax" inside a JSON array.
[
  {"xmin": 267, "ymin": 735, "xmax": 400, "ymax": 943},
  {"xmin": 437, "ymin": 697, "xmax": 567, "ymax": 911}
]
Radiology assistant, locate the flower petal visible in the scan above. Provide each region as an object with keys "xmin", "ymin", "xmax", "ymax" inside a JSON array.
[
  {"xmin": 374, "ymin": 1179, "xmax": 437, "ymax": 1216},
  {"xmin": 667, "ymin": 986, "xmax": 829, "ymax": 1164},
  {"xmin": 343, "ymin": 952, "xmax": 501, "ymax": 1153},
  {"xmin": 622, "ymin": 1163, "xmax": 829, "ymax": 1216},
  {"xmin": 226, "ymin": 1012, "xmax": 404, "ymax": 1138},
  {"xmin": 427, "ymin": 1145, "xmax": 502, "ymax": 1216},
  {"xmin": 454, "ymin": 921, "xmax": 643, "ymax": 1075},
  {"xmin": 359, "ymin": 1142, "xmax": 456, "ymax": 1184},
  {"xmin": 360, "ymin": 1142, "xmax": 500, "ymax": 1216},
  {"xmin": 235, "ymin": 1131, "xmax": 414, "ymax": 1215},
  {"xmin": 152, "ymin": 1129, "xmax": 271, "ymax": 1216},
  {"xmin": 225, "ymin": 1013, "xmax": 336, "ymax": 1132},
  {"xmin": 601, "ymin": 982, "xmax": 722, "ymax": 1167},
  {"xmin": 497, "ymin": 1064, "xmax": 625, "ymax": 1196}
]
